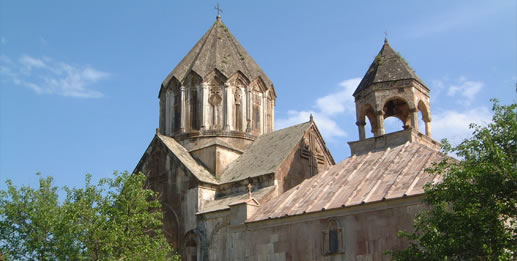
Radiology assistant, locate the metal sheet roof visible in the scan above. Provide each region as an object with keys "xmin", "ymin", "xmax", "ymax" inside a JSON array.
[{"xmin": 249, "ymin": 142, "xmax": 444, "ymax": 222}]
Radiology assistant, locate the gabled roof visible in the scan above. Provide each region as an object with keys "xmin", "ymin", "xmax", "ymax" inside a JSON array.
[
  {"xmin": 197, "ymin": 186, "xmax": 275, "ymax": 214},
  {"xmin": 353, "ymin": 39, "xmax": 424, "ymax": 96},
  {"xmin": 219, "ymin": 121, "xmax": 314, "ymax": 183},
  {"xmin": 248, "ymin": 142, "xmax": 444, "ymax": 222},
  {"xmin": 162, "ymin": 17, "xmax": 273, "ymax": 89},
  {"xmin": 186, "ymin": 137, "xmax": 244, "ymax": 154},
  {"xmin": 157, "ymin": 134, "xmax": 219, "ymax": 185}
]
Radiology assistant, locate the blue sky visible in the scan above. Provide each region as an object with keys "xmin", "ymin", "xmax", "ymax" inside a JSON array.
[{"xmin": 1, "ymin": 1, "xmax": 516, "ymax": 189}]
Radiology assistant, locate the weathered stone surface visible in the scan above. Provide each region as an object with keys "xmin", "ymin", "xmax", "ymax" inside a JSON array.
[
  {"xmin": 348, "ymin": 128, "xmax": 440, "ymax": 156},
  {"xmin": 249, "ymin": 142, "xmax": 443, "ymax": 222},
  {"xmin": 220, "ymin": 121, "xmax": 334, "ymax": 184},
  {"xmin": 163, "ymin": 17, "xmax": 273, "ymax": 92},
  {"xmin": 353, "ymin": 40, "xmax": 433, "ymax": 142},
  {"xmin": 354, "ymin": 39, "xmax": 424, "ymax": 96},
  {"xmin": 135, "ymin": 17, "xmax": 446, "ymax": 261}
]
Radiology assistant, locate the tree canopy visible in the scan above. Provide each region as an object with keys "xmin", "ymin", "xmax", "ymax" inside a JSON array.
[
  {"xmin": 0, "ymin": 171, "xmax": 179, "ymax": 261},
  {"xmin": 391, "ymin": 100, "xmax": 517, "ymax": 260}
]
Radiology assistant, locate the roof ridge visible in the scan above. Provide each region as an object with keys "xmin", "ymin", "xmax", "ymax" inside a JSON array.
[
  {"xmin": 186, "ymin": 21, "xmax": 218, "ymax": 81},
  {"xmin": 367, "ymin": 143, "xmax": 412, "ymax": 202},
  {"xmin": 163, "ymin": 22, "xmax": 216, "ymax": 87},
  {"xmin": 218, "ymin": 121, "xmax": 313, "ymax": 183},
  {"xmin": 157, "ymin": 134, "xmax": 219, "ymax": 184},
  {"xmin": 223, "ymin": 22, "xmax": 254, "ymax": 81},
  {"xmin": 164, "ymin": 18, "xmax": 274, "ymax": 89},
  {"xmin": 344, "ymin": 148, "xmax": 391, "ymax": 206},
  {"xmin": 353, "ymin": 40, "xmax": 424, "ymax": 96},
  {"xmin": 250, "ymin": 121, "xmax": 311, "ymax": 145},
  {"xmin": 360, "ymin": 144, "xmax": 408, "ymax": 203},
  {"xmin": 320, "ymin": 166, "xmax": 351, "ymax": 210},
  {"xmin": 303, "ymin": 167, "xmax": 346, "ymax": 212},
  {"xmin": 404, "ymin": 148, "xmax": 436, "ymax": 196},
  {"xmin": 383, "ymin": 142, "xmax": 421, "ymax": 198},
  {"xmin": 321, "ymin": 152, "xmax": 373, "ymax": 210}
]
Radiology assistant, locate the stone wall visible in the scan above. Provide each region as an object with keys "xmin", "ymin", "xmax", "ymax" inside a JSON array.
[
  {"xmin": 348, "ymin": 128, "xmax": 440, "ymax": 156},
  {"xmin": 201, "ymin": 197, "xmax": 424, "ymax": 261}
]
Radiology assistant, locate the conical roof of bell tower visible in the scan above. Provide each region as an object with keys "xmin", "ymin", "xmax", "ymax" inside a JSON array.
[
  {"xmin": 162, "ymin": 16, "xmax": 273, "ymax": 89},
  {"xmin": 353, "ymin": 39, "xmax": 424, "ymax": 96}
]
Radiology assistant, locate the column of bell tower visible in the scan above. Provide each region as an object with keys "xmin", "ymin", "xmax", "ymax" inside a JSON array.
[
  {"xmin": 353, "ymin": 38, "xmax": 432, "ymax": 139},
  {"xmin": 349, "ymin": 38, "xmax": 438, "ymax": 155}
]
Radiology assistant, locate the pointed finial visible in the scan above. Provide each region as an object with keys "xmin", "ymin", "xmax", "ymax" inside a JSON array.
[
  {"xmin": 247, "ymin": 183, "xmax": 252, "ymax": 199},
  {"xmin": 309, "ymin": 113, "xmax": 314, "ymax": 122},
  {"xmin": 214, "ymin": 3, "xmax": 223, "ymax": 19},
  {"xmin": 384, "ymin": 31, "xmax": 389, "ymax": 43}
]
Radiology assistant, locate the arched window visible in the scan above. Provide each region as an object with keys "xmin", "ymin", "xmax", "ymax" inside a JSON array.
[
  {"xmin": 174, "ymin": 92, "xmax": 181, "ymax": 131},
  {"xmin": 162, "ymin": 203, "xmax": 180, "ymax": 250},
  {"xmin": 382, "ymin": 97, "xmax": 410, "ymax": 128},
  {"xmin": 322, "ymin": 219, "xmax": 344, "ymax": 255},
  {"xmin": 184, "ymin": 233, "xmax": 199, "ymax": 261},
  {"xmin": 234, "ymin": 88, "xmax": 242, "ymax": 131},
  {"xmin": 266, "ymin": 93, "xmax": 273, "ymax": 132},
  {"xmin": 252, "ymin": 91, "xmax": 261, "ymax": 132},
  {"xmin": 417, "ymin": 100, "xmax": 432, "ymax": 137},
  {"xmin": 190, "ymin": 89, "xmax": 199, "ymax": 130},
  {"xmin": 362, "ymin": 104, "xmax": 377, "ymax": 138}
]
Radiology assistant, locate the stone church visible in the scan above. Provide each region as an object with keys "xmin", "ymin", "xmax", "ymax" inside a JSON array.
[{"xmin": 135, "ymin": 16, "xmax": 444, "ymax": 261}]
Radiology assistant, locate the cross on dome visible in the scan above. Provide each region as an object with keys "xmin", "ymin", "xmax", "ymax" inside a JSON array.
[{"xmin": 214, "ymin": 3, "xmax": 223, "ymax": 18}]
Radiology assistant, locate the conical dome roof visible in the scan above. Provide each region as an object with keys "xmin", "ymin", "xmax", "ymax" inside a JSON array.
[
  {"xmin": 354, "ymin": 39, "xmax": 424, "ymax": 96},
  {"xmin": 163, "ymin": 17, "xmax": 273, "ymax": 89}
]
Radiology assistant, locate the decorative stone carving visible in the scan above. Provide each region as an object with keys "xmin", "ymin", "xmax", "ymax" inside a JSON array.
[
  {"xmin": 234, "ymin": 89, "xmax": 241, "ymax": 105},
  {"xmin": 208, "ymin": 86, "xmax": 222, "ymax": 106},
  {"xmin": 209, "ymin": 85, "xmax": 222, "ymax": 129},
  {"xmin": 234, "ymin": 88, "xmax": 242, "ymax": 131}
]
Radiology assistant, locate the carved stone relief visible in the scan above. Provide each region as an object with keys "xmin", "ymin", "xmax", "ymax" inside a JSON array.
[
  {"xmin": 208, "ymin": 85, "xmax": 222, "ymax": 129},
  {"xmin": 234, "ymin": 88, "xmax": 242, "ymax": 131}
]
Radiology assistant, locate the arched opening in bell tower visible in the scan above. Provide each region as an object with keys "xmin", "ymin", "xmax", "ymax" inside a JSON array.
[
  {"xmin": 382, "ymin": 97, "xmax": 411, "ymax": 132},
  {"xmin": 357, "ymin": 103, "xmax": 377, "ymax": 139},
  {"xmin": 417, "ymin": 100, "xmax": 432, "ymax": 137}
]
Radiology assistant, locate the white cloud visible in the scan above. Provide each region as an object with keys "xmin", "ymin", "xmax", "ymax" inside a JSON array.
[
  {"xmin": 19, "ymin": 55, "xmax": 47, "ymax": 70},
  {"xmin": 0, "ymin": 37, "xmax": 6, "ymax": 45},
  {"xmin": 276, "ymin": 110, "xmax": 347, "ymax": 141},
  {"xmin": 315, "ymin": 78, "xmax": 360, "ymax": 115},
  {"xmin": 432, "ymin": 107, "xmax": 492, "ymax": 145},
  {"xmin": 276, "ymin": 78, "xmax": 361, "ymax": 142},
  {"xmin": 0, "ymin": 54, "xmax": 108, "ymax": 98},
  {"xmin": 447, "ymin": 78, "xmax": 483, "ymax": 105},
  {"xmin": 430, "ymin": 79, "xmax": 446, "ymax": 100}
]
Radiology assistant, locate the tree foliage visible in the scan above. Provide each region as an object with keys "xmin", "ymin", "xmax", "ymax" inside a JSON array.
[
  {"xmin": 391, "ymin": 100, "xmax": 517, "ymax": 260},
  {"xmin": 0, "ymin": 171, "xmax": 179, "ymax": 261}
]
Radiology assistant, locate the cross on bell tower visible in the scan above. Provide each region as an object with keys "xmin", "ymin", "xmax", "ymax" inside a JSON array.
[
  {"xmin": 348, "ymin": 38, "xmax": 440, "ymax": 156},
  {"xmin": 214, "ymin": 3, "xmax": 223, "ymax": 18}
]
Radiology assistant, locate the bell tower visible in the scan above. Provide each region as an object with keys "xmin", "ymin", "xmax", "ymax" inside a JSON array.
[
  {"xmin": 349, "ymin": 38, "xmax": 438, "ymax": 155},
  {"xmin": 157, "ymin": 16, "xmax": 277, "ymax": 177}
]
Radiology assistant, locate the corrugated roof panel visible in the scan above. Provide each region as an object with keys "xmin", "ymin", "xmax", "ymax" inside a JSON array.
[{"xmin": 248, "ymin": 142, "xmax": 445, "ymax": 222}]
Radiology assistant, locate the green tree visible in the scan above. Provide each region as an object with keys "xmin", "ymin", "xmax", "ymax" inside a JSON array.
[
  {"xmin": 0, "ymin": 171, "xmax": 179, "ymax": 261},
  {"xmin": 391, "ymin": 100, "xmax": 517, "ymax": 260}
]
